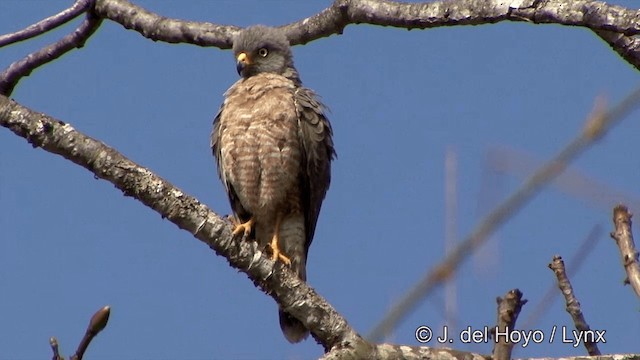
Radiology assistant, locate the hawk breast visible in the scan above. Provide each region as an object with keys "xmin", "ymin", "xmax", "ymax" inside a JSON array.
[{"xmin": 218, "ymin": 73, "xmax": 303, "ymax": 216}]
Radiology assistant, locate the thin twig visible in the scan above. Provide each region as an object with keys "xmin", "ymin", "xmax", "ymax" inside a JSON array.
[
  {"xmin": 522, "ymin": 225, "xmax": 602, "ymax": 329},
  {"xmin": 548, "ymin": 255, "xmax": 601, "ymax": 356},
  {"xmin": 0, "ymin": 0, "xmax": 92, "ymax": 48},
  {"xmin": 49, "ymin": 337, "xmax": 62, "ymax": 360},
  {"xmin": 610, "ymin": 205, "xmax": 640, "ymax": 299},
  {"xmin": 492, "ymin": 289, "xmax": 527, "ymax": 360},
  {"xmin": 0, "ymin": 13, "xmax": 102, "ymax": 96},
  {"xmin": 367, "ymin": 88, "xmax": 640, "ymax": 342},
  {"xmin": 70, "ymin": 306, "xmax": 110, "ymax": 360}
]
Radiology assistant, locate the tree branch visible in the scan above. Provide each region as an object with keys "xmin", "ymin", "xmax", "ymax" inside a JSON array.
[
  {"xmin": 92, "ymin": 0, "xmax": 640, "ymax": 56},
  {"xmin": 0, "ymin": 13, "xmax": 103, "ymax": 96},
  {"xmin": 0, "ymin": 0, "xmax": 93, "ymax": 48},
  {"xmin": 93, "ymin": 0, "xmax": 237, "ymax": 48},
  {"xmin": 4, "ymin": 0, "xmax": 639, "ymax": 97},
  {"xmin": 0, "ymin": 94, "xmax": 357, "ymax": 351},
  {"xmin": 492, "ymin": 289, "xmax": 527, "ymax": 360},
  {"xmin": 522, "ymin": 225, "xmax": 602, "ymax": 329},
  {"xmin": 610, "ymin": 205, "xmax": 640, "ymax": 299},
  {"xmin": 594, "ymin": 30, "xmax": 640, "ymax": 70},
  {"xmin": 548, "ymin": 255, "xmax": 601, "ymax": 356},
  {"xmin": 3, "ymin": 1, "xmax": 640, "ymax": 358},
  {"xmin": 71, "ymin": 306, "xmax": 111, "ymax": 360},
  {"xmin": 0, "ymin": 94, "xmax": 498, "ymax": 359}
]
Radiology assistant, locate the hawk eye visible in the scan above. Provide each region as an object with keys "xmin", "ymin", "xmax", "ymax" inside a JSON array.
[{"xmin": 258, "ymin": 48, "xmax": 269, "ymax": 57}]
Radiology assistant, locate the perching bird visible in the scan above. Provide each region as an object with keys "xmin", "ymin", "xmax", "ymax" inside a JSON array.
[{"xmin": 210, "ymin": 25, "xmax": 335, "ymax": 343}]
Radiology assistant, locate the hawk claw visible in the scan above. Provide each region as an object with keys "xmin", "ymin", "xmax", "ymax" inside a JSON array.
[
  {"xmin": 232, "ymin": 217, "xmax": 254, "ymax": 239},
  {"xmin": 269, "ymin": 234, "xmax": 291, "ymax": 266}
]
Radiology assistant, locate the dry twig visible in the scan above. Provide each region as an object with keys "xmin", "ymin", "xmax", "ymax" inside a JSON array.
[
  {"xmin": 548, "ymin": 255, "xmax": 601, "ymax": 356},
  {"xmin": 522, "ymin": 225, "xmax": 602, "ymax": 329},
  {"xmin": 492, "ymin": 289, "xmax": 527, "ymax": 360},
  {"xmin": 610, "ymin": 205, "xmax": 640, "ymax": 299},
  {"xmin": 70, "ymin": 306, "xmax": 111, "ymax": 360}
]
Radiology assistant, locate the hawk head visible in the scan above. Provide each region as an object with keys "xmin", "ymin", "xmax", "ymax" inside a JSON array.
[{"xmin": 232, "ymin": 25, "xmax": 298, "ymax": 81}]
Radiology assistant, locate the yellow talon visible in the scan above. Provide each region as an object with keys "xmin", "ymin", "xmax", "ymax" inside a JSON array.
[
  {"xmin": 269, "ymin": 233, "xmax": 291, "ymax": 266},
  {"xmin": 232, "ymin": 217, "xmax": 254, "ymax": 238},
  {"xmin": 269, "ymin": 214, "xmax": 291, "ymax": 266}
]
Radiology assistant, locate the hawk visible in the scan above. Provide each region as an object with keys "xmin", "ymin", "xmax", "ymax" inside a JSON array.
[{"xmin": 210, "ymin": 25, "xmax": 335, "ymax": 343}]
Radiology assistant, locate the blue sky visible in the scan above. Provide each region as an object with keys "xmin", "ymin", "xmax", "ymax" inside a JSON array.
[{"xmin": 1, "ymin": 1, "xmax": 639, "ymax": 359}]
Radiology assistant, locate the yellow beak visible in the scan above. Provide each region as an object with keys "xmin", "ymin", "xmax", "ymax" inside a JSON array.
[{"xmin": 236, "ymin": 52, "xmax": 251, "ymax": 75}]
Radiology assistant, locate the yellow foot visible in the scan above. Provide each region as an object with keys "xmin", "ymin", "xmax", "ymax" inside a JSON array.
[
  {"xmin": 269, "ymin": 234, "xmax": 291, "ymax": 266},
  {"xmin": 232, "ymin": 217, "xmax": 254, "ymax": 238}
]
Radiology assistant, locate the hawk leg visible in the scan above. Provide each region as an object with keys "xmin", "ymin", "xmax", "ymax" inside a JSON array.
[
  {"xmin": 269, "ymin": 214, "xmax": 292, "ymax": 266},
  {"xmin": 232, "ymin": 217, "xmax": 254, "ymax": 239}
]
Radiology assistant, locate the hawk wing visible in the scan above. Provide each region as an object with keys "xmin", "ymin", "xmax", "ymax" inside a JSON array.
[
  {"xmin": 294, "ymin": 87, "xmax": 336, "ymax": 256},
  {"xmin": 211, "ymin": 101, "xmax": 251, "ymax": 223}
]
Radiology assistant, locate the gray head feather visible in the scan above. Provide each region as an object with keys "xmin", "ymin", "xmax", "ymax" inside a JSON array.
[{"xmin": 232, "ymin": 25, "xmax": 300, "ymax": 82}]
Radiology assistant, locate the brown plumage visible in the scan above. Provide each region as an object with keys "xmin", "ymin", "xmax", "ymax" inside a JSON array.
[{"xmin": 210, "ymin": 25, "xmax": 335, "ymax": 343}]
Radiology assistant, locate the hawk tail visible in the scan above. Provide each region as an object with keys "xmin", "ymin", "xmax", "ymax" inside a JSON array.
[
  {"xmin": 277, "ymin": 214, "xmax": 310, "ymax": 343},
  {"xmin": 278, "ymin": 252, "xmax": 309, "ymax": 343},
  {"xmin": 279, "ymin": 310, "xmax": 309, "ymax": 343}
]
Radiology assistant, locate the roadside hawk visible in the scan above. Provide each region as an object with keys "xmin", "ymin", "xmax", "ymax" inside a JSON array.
[{"xmin": 210, "ymin": 25, "xmax": 336, "ymax": 343}]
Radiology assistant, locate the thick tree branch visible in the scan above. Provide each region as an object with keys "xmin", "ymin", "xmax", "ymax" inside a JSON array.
[
  {"xmin": 548, "ymin": 255, "xmax": 601, "ymax": 356},
  {"xmin": 0, "ymin": 94, "xmax": 356, "ymax": 352},
  {"xmin": 93, "ymin": 0, "xmax": 237, "ymax": 48},
  {"xmin": 0, "ymin": 13, "xmax": 102, "ymax": 96},
  {"xmin": 92, "ymin": 0, "xmax": 640, "ymax": 52},
  {"xmin": 0, "ymin": 0, "xmax": 93, "ymax": 48},
  {"xmin": 4, "ymin": 0, "xmax": 639, "ymax": 97},
  {"xmin": 0, "ymin": 94, "xmax": 497, "ymax": 359},
  {"xmin": 3, "ymin": 2, "xmax": 640, "ymax": 358},
  {"xmin": 610, "ymin": 205, "xmax": 640, "ymax": 299},
  {"xmin": 594, "ymin": 30, "xmax": 640, "ymax": 70},
  {"xmin": 321, "ymin": 344, "xmax": 488, "ymax": 360},
  {"xmin": 367, "ymin": 90, "xmax": 640, "ymax": 342}
]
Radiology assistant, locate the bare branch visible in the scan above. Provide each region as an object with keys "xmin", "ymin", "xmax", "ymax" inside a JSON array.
[
  {"xmin": 594, "ymin": 30, "xmax": 640, "ymax": 71},
  {"xmin": 367, "ymin": 88, "xmax": 640, "ymax": 342},
  {"xmin": 492, "ymin": 289, "xmax": 527, "ymax": 360},
  {"xmin": 93, "ymin": 0, "xmax": 237, "ymax": 48},
  {"xmin": 49, "ymin": 337, "xmax": 62, "ymax": 360},
  {"xmin": 3, "ymin": 1, "xmax": 638, "ymax": 98},
  {"xmin": 0, "ymin": 14, "xmax": 102, "ymax": 96},
  {"xmin": 0, "ymin": 0, "xmax": 92, "ymax": 48},
  {"xmin": 0, "ymin": 94, "xmax": 360, "ymax": 353},
  {"xmin": 320, "ymin": 343, "xmax": 490, "ymax": 360},
  {"xmin": 610, "ymin": 205, "xmax": 640, "ymax": 299},
  {"xmin": 548, "ymin": 255, "xmax": 601, "ymax": 356},
  {"xmin": 92, "ymin": 0, "xmax": 640, "ymax": 48},
  {"xmin": 3, "ymin": 1, "xmax": 640, "ymax": 357},
  {"xmin": 523, "ymin": 225, "xmax": 602, "ymax": 329},
  {"xmin": 0, "ymin": 92, "xmax": 505, "ymax": 360},
  {"xmin": 70, "ymin": 306, "xmax": 111, "ymax": 360}
]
